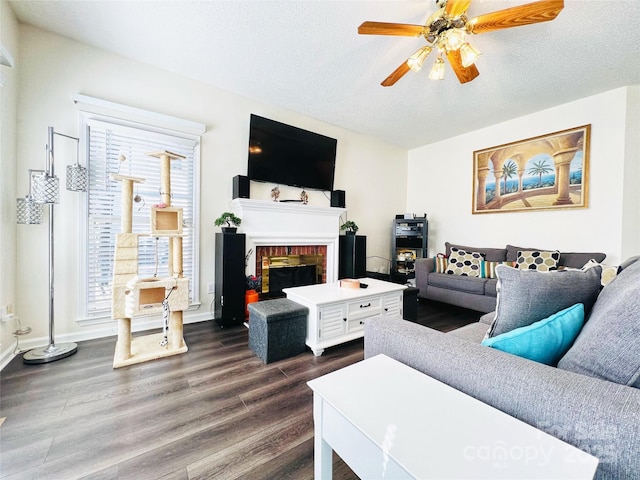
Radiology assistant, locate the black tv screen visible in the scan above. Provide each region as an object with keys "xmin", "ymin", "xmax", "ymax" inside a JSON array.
[{"xmin": 247, "ymin": 114, "xmax": 337, "ymax": 191}]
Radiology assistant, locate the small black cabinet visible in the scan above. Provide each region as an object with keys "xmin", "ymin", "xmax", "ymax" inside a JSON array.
[
  {"xmin": 339, "ymin": 234, "xmax": 366, "ymax": 279},
  {"xmin": 214, "ymin": 232, "xmax": 246, "ymax": 327},
  {"xmin": 391, "ymin": 217, "xmax": 428, "ymax": 284}
]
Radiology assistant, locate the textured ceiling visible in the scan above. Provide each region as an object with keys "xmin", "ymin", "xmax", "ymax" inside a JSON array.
[{"xmin": 9, "ymin": 0, "xmax": 640, "ymax": 149}]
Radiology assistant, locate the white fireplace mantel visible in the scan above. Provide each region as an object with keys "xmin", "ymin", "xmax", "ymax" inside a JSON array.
[{"xmin": 229, "ymin": 198, "xmax": 346, "ymax": 282}]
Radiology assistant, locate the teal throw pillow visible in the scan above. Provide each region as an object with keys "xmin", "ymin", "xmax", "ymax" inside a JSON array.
[{"xmin": 481, "ymin": 303, "xmax": 585, "ymax": 365}]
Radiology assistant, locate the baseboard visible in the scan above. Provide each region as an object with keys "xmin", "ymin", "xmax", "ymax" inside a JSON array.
[{"xmin": 0, "ymin": 312, "xmax": 213, "ymax": 371}]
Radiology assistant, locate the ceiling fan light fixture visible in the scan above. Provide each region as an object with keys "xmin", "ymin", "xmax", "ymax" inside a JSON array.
[
  {"xmin": 429, "ymin": 56, "xmax": 445, "ymax": 80},
  {"xmin": 441, "ymin": 28, "xmax": 466, "ymax": 51},
  {"xmin": 407, "ymin": 46, "xmax": 432, "ymax": 72},
  {"xmin": 460, "ymin": 42, "xmax": 481, "ymax": 67}
]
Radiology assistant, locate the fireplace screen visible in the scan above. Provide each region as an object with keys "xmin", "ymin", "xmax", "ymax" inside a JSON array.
[{"xmin": 261, "ymin": 254, "xmax": 323, "ymax": 296}]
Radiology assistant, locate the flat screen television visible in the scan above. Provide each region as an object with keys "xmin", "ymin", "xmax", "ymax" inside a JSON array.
[{"xmin": 247, "ymin": 114, "xmax": 337, "ymax": 191}]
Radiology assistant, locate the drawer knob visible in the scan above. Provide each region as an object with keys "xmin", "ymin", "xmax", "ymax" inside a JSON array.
[{"xmin": 343, "ymin": 317, "xmax": 347, "ymax": 322}]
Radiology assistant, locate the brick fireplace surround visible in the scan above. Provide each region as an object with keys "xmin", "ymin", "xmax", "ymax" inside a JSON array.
[{"xmin": 229, "ymin": 198, "xmax": 346, "ymax": 284}]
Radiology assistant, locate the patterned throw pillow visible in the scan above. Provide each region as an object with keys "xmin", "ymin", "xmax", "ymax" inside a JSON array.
[
  {"xmin": 516, "ymin": 250, "xmax": 560, "ymax": 271},
  {"xmin": 581, "ymin": 259, "xmax": 620, "ymax": 286},
  {"xmin": 482, "ymin": 261, "xmax": 516, "ymax": 279},
  {"xmin": 445, "ymin": 247, "xmax": 484, "ymax": 277},
  {"xmin": 434, "ymin": 253, "xmax": 448, "ymax": 273}
]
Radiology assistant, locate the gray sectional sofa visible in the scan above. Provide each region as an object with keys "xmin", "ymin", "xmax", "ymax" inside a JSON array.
[
  {"xmin": 365, "ymin": 256, "xmax": 640, "ymax": 479},
  {"xmin": 415, "ymin": 242, "xmax": 607, "ymax": 313}
]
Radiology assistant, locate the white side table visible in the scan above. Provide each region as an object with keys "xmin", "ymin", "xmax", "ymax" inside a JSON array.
[{"xmin": 308, "ymin": 354, "xmax": 598, "ymax": 479}]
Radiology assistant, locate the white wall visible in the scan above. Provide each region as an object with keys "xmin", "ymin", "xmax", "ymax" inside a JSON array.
[
  {"xmin": 11, "ymin": 24, "xmax": 406, "ymax": 356},
  {"xmin": 0, "ymin": 0, "xmax": 19, "ymax": 364},
  {"xmin": 407, "ymin": 87, "xmax": 639, "ymax": 266},
  {"xmin": 621, "ymin": 86, "xmax": 640, "ymax": 260}
]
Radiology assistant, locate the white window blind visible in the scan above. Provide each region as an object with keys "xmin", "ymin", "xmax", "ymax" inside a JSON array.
[{"xmin": 84, "ymin": 118, "xmax": 200, "ymax": 319}]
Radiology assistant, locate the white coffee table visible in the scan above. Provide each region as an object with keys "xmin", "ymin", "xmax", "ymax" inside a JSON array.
[
  {"xmin": 307, "ymin": 354, "xmax": 598, "ymax": 479},
  {"xmin": 283, "ymin": 278, "xmax": 406, "ymax": 356}
]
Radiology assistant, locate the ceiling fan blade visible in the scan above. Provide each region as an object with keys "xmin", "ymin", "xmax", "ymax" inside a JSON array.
[
  {"xmin": 381, "ymin": 61, "xmax": 411, "ymax": 87},
  {"xmin": 446, "ymin": 50, "xmax": 480, "ymax": 84},
  {"xmin": 358, "ymin": 21, "xmax": 424, "ymax": 36},
  {"xmin": 467, "ymin": 0, "xmax": 564, "ymax": 34},
  {"xmin": 445, "ymin": 0, "xmax": 472, "ymax": 18}
]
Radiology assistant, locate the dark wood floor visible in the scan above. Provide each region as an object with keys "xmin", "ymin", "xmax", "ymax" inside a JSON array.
[{"xmin": 0, "ymin": 300, "xmax": 479, "ymax": 480}]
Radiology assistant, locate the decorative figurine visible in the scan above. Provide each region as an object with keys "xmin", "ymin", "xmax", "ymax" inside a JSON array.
[
  {"xmin": 300, "ymin": 190, "xmax": 308, "ymax": 204},
  {"xmin": 270, "ymin": 186, "xmax": 280, "ymax": 202}
]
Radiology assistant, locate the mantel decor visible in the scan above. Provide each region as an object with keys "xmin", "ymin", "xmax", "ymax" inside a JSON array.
[{"xmin": 472, "ymin": 125, "xmax": 590, "ymax": 214}]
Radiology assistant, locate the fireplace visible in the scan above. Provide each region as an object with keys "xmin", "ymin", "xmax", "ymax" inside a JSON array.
[
  {"xmin": 229, "ymin": 198, "xmax": 345, "ymax": 285},
  {"xmin": 256, "ymin": 245, "xmax": 327, "ymax": 296},
  {"xmin": 261, "ymin": 253, "xmax": 324, "ymax": 296}
]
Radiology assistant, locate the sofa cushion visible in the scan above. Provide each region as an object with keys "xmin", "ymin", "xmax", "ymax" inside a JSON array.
[
  {"xmin": 482, "ymin": 303, "xmax": 585, "ymax": 365},
  {"xmin": 487, "ymin": 265, "xmax": 601, "ymax": 338},
  {"xmin": 559, "ymin": 251, "xmax": 606, "ymax": 268},
  {"xmin": 448, "ymin": 322, "xmax": 489, "ymax": 342},
  {"xmin": 446, "ymin": 242, "xmax": 507, "ymax": 262},
  {"xmin": 479, "ymin": 311, "xmax": 495, "ymax": 325},
  {"xmin": 515, "ymin": 250, "xmax": 560, "ymax": 271},
  {"xmin": 558, "ymin": 259, "xmax": 640, "ymax": 388},
  {"xmin": 506, "ymin": 244, "xmax": 547, "ymax": 262},
  {"xmin": 484, "ymin": 278, "xmax": 498, "ymax": 297},
  {"xmin": 427, "ymin": 272, "xmax": 487, "ymax": 295},
  {"xmin": 445, "ymin": 247, "xmax": 483, "ymax": 277}
]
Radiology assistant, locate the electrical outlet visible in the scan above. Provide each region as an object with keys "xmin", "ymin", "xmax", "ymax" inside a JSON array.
[
  {"xmin": 1, "ymin": 306, "xmax": 12, "ymax": 322},
  {"xmin": 207, "ymin": 282, "xmax": 215, "ymax": 294}
]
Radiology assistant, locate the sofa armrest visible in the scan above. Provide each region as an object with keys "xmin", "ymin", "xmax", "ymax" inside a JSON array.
[
  {"xmin": 415, "ymin": 257, "xmax": 434, "ymax": 298},
  {"xmin": 364, "ymin": 315, "xmax": 640, "ymax": 479}
]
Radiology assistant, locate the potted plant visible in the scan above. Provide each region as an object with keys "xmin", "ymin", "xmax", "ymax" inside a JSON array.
[
  {"xmin": 340, "ymin": 220, "xmax": 359, "ymax": 235},
  {"xmin": 215, "ymin": 212, "xmax": 241, "ymax": 233}
]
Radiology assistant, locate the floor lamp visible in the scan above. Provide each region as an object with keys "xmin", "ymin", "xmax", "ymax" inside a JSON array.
[{"xmin": 17, "ymin": 126, "xmax": 87, "ymax": 364}]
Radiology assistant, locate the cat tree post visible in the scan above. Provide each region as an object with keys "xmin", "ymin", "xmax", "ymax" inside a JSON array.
[
  {"xmin": 111, "ymin": 174, "xmax": 145, "ymax": 363},
  {"xmin": 148, "ymin": 150, "xmax": 186, "ymax": 348}
]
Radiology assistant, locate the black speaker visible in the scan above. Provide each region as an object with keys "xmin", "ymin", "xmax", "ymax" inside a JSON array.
[
  {"xmin": 233, "ymin": 175, "xmax": 250, "ymax": 199},
  {"xmin": 214, "ymin": 233, "xmax": 246, "ymax": 327},
  {"xmin": 339, "ymin": 235, "xmax": 366, "ymax": 279},
  {"xmin": 331, "ymin": 190, "xmax": 345, "ymax": 208}
]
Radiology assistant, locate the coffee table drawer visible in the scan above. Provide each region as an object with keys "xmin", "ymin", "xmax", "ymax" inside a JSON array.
[{"xmin": 347, "ymin": 296, "xmax": 382, "ymax": 320}]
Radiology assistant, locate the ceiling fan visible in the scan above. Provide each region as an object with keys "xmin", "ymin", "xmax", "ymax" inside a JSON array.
[{"xmin": 358, "ymin": 0, "xmax": 564, "ymax": 85}]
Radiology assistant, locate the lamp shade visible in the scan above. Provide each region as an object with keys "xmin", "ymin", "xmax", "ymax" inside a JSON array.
[
  {"xmin": 407, "ymin": 46, "xmax": 432, "ymax": 72},
  {"xmin": 66, "ymin": 163, "xmax": 88, "ymax": 192},
  {"xmin": 16, "ymin": 197, "xmax": 43, "ymax": 224},
  {"xmin": 429, "ymin": 57, "xmax": 445, "ymax": 80},
  {"xmin": 32, "ymin": 173, "xmax": 59, "ymax": 204},
  {"xmin": 460, "ymin": 42, "xmax": 481, "ymax": 68}
]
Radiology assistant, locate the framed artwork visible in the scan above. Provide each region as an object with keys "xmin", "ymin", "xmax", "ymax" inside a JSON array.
[{"xmin": 472, "ymin": 125, "xmax": 591, "ymax": 214}]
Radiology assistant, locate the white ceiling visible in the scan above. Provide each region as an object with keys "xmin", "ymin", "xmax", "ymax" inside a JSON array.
[{"xmin": 9, "ymin": 0, "xmax": 640, "ymax": 149}]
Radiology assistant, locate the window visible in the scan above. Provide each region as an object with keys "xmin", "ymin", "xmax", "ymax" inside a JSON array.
[{"xmin": 80, "ymin": 115, "xmax": 200, "ymax": 322}]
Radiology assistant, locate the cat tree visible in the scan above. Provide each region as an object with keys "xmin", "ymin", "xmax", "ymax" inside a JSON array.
[{"xmin": 111, "ymin": 150, "xmax": 189, "ymax": 368}]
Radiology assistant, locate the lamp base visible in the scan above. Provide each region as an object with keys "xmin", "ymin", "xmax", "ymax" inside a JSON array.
[{"xmin": 23, "ymin": 342, "xmax": 78, "ymax": 364}]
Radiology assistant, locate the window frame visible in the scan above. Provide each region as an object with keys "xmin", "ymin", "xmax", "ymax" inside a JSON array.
[{"xmin": 77, "ymin": 109, "xmax": 202, "ymax": 325}]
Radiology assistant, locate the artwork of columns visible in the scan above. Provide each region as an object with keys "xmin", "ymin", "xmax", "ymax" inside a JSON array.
[{"xmin": 472, "ymin": 125, "xmax": 590, "ymax": 214}]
